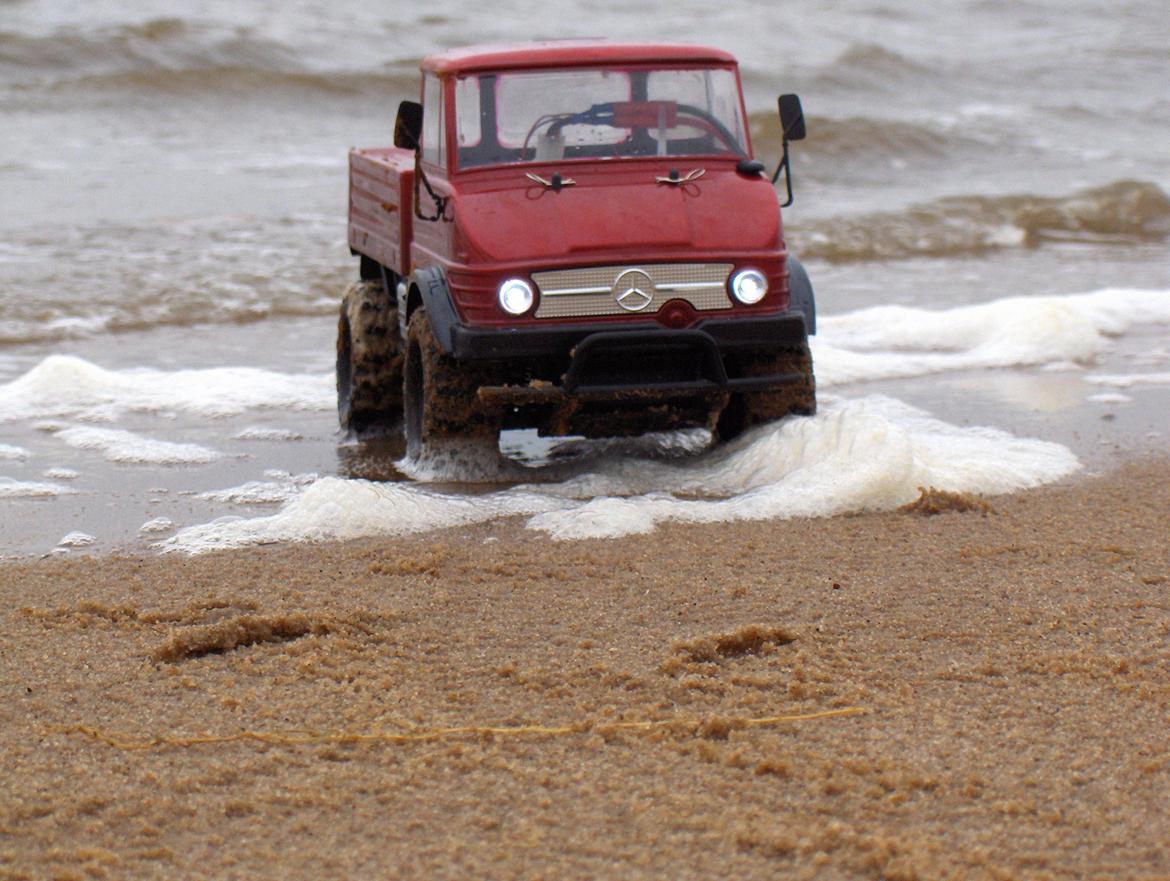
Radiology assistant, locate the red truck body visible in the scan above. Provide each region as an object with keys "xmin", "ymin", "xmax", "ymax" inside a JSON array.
[{"xmin": 338, "ymin": 41, "xmax": 816, "ymax": 448}]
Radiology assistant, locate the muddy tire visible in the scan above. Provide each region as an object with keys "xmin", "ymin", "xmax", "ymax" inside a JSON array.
[
  {"xmin": 716, "ymin": 343, "xmax": 816, "ymax": 441},
  {"xmin": 337, "ymin": 279, "xmax": 404, "ymax": 432},
  {"xmin": 403, "ymin": 309, "xmax": 501, "ymax": 457}
]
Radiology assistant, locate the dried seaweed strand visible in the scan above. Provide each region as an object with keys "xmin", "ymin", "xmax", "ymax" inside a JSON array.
[{"xmin": 60, "ymin": 706, "xmax": 867, "ymax": 751}]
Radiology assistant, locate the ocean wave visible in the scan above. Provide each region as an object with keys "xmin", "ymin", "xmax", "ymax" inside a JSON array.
[
  {"xmin": 161, "ymin": 395, "xmax": 1080, "ymax": 552},
  {"xmin": 0, "ymin": 19, "xmax": 296, "ymax": 80},
  {"xmin": 0, "ymin": 298, "xmax": 340, "ymax": 346},
  {"xmin": 811, "ymin": 42, "xmax": 936, "ymax": 92},
  {"xmin": 1, "ymin": 19, "xmax": 416, "ymax": 100},
  {"xmin": 0, "ymin": 182, "xmax": 1165, "ymax": 347},
  {"xmin": 5, "ymin": 286, "xmax": 1162, "ymax": 428},
  {"xmin": 0, "ymin": 355, "xmax": 333, "ymax": 423},
  {"xmin": 814, "ymin": 288, "xmax": 1170, "ymax": 387},
  {"xmin": 39, "ymin": 66, "xmax": 418, "ymax": 100},
  {"xmin": 749, "ymin": 113, "xmax": 970, "ymax": 162},
  {"xmin": 0, "ymin": 214, "xmax": 346, "ymax": 345},
  {"xmin": 792, "ymin": 180, "xmax": 1170, "ymax": 262}
]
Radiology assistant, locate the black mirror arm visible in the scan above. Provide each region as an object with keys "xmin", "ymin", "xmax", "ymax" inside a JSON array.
[
  {"xmin": 413, "ymin": 151, "xmax": 450, "ymax": 222},
  {"xmin": 772, "ymin": 138, "xmax": 795, "ymax": 208}
]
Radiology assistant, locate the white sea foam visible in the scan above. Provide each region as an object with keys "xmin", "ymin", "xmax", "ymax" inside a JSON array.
[
  {"xmin": 139, "ymin": 517, "xmax": 175, "ymax": 534},
  {"xmin": 398, "ymin": 439, "xmax": 556, "ymax": 483},
  {"xmin": 0, "ymin": 476, "xmax": 76, "ymax": 498},
  {"xmin": 197, "ymin": 472, "xmax": 318, "ymax": 504},
  {"xmin": 0, "ymin": 443, "xmax": 30, "ymax": 460},
  {"xmin": 1086, "ymin": 392, "xmax": 1133, "ymax": 404},
  {"xmin": 43, "ymin": 467, "xmax": 80, "ymax": 480},
  {"xmin": 57, "ymin": 532, "xmax": 97, "ymax": 548},
  {"xmin": 162, "ymin": 480, "xmax": 568, "ymax": 552},
  {"xmin": 1085, "ymin": 372, "xmax": 1170, "ymax": 388},
  {"xmin": 164, "ymin": 396, "xmax": 1081, "ymax": 553},
  {"xmin": 814, "ymin": 288, "xmax": 1170, "ymax": 387},
  {"xmin": 55, "ymin": 426, "xmax": 222, "ymax": 465},
  {"xmin": 525, "ymin": 396, "xmax": 1081, "ymax": 539},
  {"xmin": 233, "ymin": 426, "xmax": 305, "ymax": 441},
  {"xmin": 1, "ymin": 289, "xmax": 1165, "ymax": 429},
  {"xmin": 0, "ymin": 355, "xmax": 333, "ymax": 423}
]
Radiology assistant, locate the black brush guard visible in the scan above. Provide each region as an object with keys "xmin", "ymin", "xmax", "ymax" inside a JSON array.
[{"xmin": 476, "ymin": 328, "xmax": 806, "ymax": 437}]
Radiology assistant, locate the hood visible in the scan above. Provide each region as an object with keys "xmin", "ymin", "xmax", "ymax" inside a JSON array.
[{"xmin": 453, "ymin": 168, "xmax": 782, "ymax": 264}]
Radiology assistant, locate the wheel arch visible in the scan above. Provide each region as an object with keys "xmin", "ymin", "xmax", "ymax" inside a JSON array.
[
  {"xmin": 787, "ymin": 255, "xmax": 816, "ymax": 336},
  {"xmin": 405, "ymin": 265, "xmax": 461, "ymax": 354}
]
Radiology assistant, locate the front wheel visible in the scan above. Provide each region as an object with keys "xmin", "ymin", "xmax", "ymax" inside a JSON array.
[{"xmin": 403, "ymin": 309, "xmax": 501, "ymax": 458}]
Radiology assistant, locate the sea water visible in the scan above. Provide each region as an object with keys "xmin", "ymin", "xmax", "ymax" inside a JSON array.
[{"xmin": 2, "ymin": 0, "xmax": 1168, "ymax": 554}]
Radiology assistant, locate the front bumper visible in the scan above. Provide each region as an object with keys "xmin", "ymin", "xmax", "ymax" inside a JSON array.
[
  {"xmin": 438, "ymin": 311, "xmax": 812, "ymax": 438},
  {"xmin": 450, "ymin": 311, "xmax": 810, "ymax": 361},
  {"xmin": 467, "ymin": 314, "xmax": 811, "ymax": 436}
]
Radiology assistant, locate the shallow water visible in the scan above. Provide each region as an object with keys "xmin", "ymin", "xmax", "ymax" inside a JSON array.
[
  {"xmin": 2, "ymin": 289, "xmax": 1167, "ymax": 556},
  {"xmin": 1, "ymin": 0, "xmax": 1168, "ymax": 555}
]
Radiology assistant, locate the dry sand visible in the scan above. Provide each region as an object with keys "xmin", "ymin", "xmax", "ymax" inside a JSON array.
[{"xmin": 2, "ymin": 460, "xmax": 1169, "ymax": 880}]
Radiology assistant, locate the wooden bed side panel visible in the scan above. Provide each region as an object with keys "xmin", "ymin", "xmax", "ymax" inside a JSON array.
[{"xmin": 348, "ymin": 147, "xmax": 415, "ymax": 277}]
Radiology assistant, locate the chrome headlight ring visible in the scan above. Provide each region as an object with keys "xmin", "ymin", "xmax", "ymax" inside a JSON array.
[
  {"xmin": 730, "ymin": 268, "xmax": 768, "ymax": 305},
  {"xmin": 498, "ymin": 278, "xmax": 535, "ymax": 316}
]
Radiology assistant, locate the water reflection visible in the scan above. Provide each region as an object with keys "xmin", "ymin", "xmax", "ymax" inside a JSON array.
[{"xmin": 335, "ymin": 426, "xmax": 408, "ymax": 481}]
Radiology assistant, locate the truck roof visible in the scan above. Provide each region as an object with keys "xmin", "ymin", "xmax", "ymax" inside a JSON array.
[{"xmin": 422, "ymin": 40, "xmax": 738, "ymax": 75}]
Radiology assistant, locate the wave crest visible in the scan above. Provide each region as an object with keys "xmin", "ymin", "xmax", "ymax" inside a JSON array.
[
  {"xmin": 750, "ymin": 113, "xmax": 963, "ymax": 161},
  {"xmin": 0, "ymin": 19, "xmax": 417, "ymax": 97},
  {"xmin": 1, "ymin": 19, "xmax": 283, "ymax": 74},
  {"xmin": 793, "ymin": 180, "xmax": 1170, "ymax": 262},
  {"xmin": 812, "ymin": 42, "xmax": 934, "ymax": 92}
]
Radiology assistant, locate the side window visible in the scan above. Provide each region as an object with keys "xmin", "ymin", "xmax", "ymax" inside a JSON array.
[
  {"xmin": 421, "ymin": 73, "xmax": 446, "ymax": 169},
  {"xmin": 455, "ymin": 76, "xmax": 482, "ymax": 148}
]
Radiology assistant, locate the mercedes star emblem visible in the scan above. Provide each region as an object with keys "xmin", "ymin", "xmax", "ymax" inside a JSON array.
[{"xmin": 612, "ymin": 268, "xmax": 655, "ymax": 312}]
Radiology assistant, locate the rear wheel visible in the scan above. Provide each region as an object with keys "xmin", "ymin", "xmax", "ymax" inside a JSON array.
[
  {"xmin": 403, "ymin": 309, "xmax": 501, "ymax": 457},
  {"xmin": 716, "ymin": 343, "xmax": 816, "ymax": 441},
  {"xmin": 337, "ymin": 279, "xmax": 403, "ymax": 432}
]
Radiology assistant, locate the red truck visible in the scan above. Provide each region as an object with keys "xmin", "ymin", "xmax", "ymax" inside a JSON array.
[{"xmin": 339, "ymin": 41, "xmax": 815, "ymax": 455}]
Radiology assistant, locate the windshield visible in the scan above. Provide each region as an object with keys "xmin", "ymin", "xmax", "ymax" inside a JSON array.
[{"xmin": 454, "ymin": 67, "xmax": 748, "ymax": 169}]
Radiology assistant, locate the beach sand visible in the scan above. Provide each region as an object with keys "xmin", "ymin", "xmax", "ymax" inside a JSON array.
[{"xmin": 2, "ymin": 459, "xmax": 1168, "ymax": 880}]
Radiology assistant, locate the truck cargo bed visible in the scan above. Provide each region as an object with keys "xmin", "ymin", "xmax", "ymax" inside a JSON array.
[{"xmin": 348, "ymin": 147, "xmax": 414, "ymax": 277}]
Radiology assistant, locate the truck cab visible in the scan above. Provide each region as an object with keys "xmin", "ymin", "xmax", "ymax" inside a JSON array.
[{"xmin": 339, "ymin": 41, "xmax": 815, "ymax": 454}]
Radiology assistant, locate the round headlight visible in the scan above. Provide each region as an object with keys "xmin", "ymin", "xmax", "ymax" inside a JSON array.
[
  {"xmin": 731, "ymin": 269, "xmax": 768, "ymax": 305},
  {"xmin": 498, "ymin": 278, "xmax": 535, "ymax": 316}
]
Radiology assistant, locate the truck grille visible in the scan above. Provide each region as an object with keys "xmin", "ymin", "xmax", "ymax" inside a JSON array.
[{"xmin": 532, "ymin": 263, "xmax": 733, "ymax": 319}]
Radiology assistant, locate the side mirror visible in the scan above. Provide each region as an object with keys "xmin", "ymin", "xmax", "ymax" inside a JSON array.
[
  {"xmin": 394, "ymin": 100, "xmax": 422, "ymax": 151},
  {"xmin": 772, "ymin": 94, "xmax": 806, "ymax": 207},
  {"xmin": 778, "ymin": 93, "xmax": 806, "ymax": 142}
]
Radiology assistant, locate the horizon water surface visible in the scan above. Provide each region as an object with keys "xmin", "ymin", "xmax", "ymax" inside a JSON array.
[{"xmin": 1, "ymin": 0, "xmax": 1168, "ymax": 556}]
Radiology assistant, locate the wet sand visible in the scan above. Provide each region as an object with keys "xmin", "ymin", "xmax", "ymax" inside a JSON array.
[{"xmin": 2, "ymin": 459, "xmax": 1169, "ymax": 880}]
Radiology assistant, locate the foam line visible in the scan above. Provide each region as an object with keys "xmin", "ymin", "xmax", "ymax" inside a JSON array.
[
  {"xmin": 815, "ymin": 288, "xmax": 1170, "ymax": 387},
  {"xmin": 163, "ymin": 396, "xmax": 1081, "ymax": 553},
  {"xmin": 0, "ymin": 355, "xmax": 332, "ymax": 423},
  {"xmin": 55, "ymin": 426, "xmax": 222, "ymax": 465}
]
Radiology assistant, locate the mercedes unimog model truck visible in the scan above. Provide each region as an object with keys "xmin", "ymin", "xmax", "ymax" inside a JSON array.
[{"xmin": 338, "ymin": 41, "xmax": 815, "ymax": 455}]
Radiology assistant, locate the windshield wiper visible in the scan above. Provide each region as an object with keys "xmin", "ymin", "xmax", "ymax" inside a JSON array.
[
  {"xmin": 656, "ymin": 168, "xmax": 705, "ymax": 185},
  {"xmin": 525, "ymin": 172, "xmax": 576, "ymax": 191}
]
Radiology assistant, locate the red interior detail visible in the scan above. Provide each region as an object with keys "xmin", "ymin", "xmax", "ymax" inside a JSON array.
[{"xmin": 611, "ymin": 101, "xmax": 678, "ymax": 129}]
